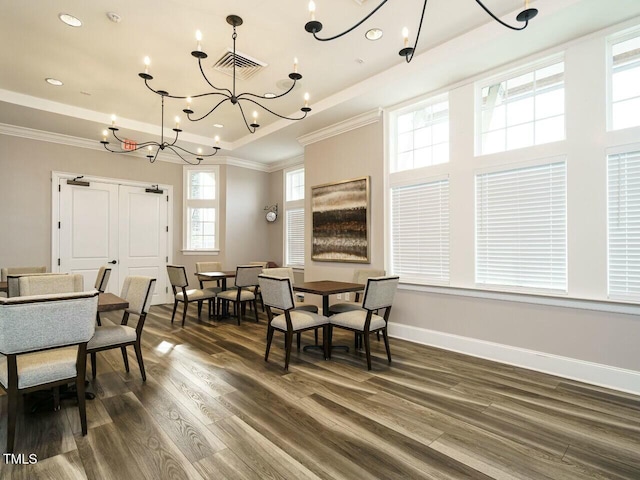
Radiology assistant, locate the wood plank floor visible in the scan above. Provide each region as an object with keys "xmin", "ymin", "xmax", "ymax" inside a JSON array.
[{"xmin": 1, "ymin": 304, "xmax": 639, "ymax": 479}]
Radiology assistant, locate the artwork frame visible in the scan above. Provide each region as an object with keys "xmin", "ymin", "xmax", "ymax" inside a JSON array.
[{"xmin": 311, "ymin": 176, "xmax": 370, "ymax": 263}]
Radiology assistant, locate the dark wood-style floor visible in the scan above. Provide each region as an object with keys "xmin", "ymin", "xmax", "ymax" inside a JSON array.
[{"xmin": 1, "ymin": 304, "xmax": 639, "ymax": 479}]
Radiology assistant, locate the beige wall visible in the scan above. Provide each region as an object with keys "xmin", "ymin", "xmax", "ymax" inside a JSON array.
[
  {"xmin": 0, "ymin": 135, "xmax": 271, "ymax": 289},
  {"xmin": 266, "ymin": 169, "xmax": 284, "ymax": 266},
  {"xmin": 301, "ymin": 119, "xmax": 640, "ymax": 374}
]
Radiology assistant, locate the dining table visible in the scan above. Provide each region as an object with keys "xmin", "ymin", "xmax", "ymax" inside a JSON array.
[{"xmin": 195, "ymin": 271, "xmax": 237, "ymax": 319}]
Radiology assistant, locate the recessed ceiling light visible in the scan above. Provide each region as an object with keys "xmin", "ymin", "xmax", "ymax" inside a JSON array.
[
  {"xmin": 45, "ymin": 78, "xmax": 63, "ymax": 86},
  {"xmin": 58, "ymin": 13, "xmax": 82, "ymax": 27},
  {"xmin": 365, "ymin": 28, "xmax": 383, "ymax": 41},
  {"xmin": 213, "ymin": 124, "xmax": 224, "ymax": 128},
  {"xmin": 264, "ymin": 93, "xmax": 277, "ymax": 98}
]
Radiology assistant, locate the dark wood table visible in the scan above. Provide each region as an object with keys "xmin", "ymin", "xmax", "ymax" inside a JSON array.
[
  {"xmin": 293, "ymin": 281, "xmax": 364, "ymax": 317},
  {"xmin": 98, "ymin": 292, "xmax": 129, "ymax": 312},
  {"xmin": 0, "ymin": 281, "xmax": 7, "ymax": 293},
  {"xmin": 195, "ymin": 271, "xmax": 237, "ymax": 319}
]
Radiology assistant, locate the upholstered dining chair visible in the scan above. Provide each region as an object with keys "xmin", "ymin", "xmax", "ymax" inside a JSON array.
[
  {"xmin": 328, "ymin": 276, "xmax": 399, "ymax": 370},
  {"xmin": 1, "ymin": 266, "xmax": 46, "ymax": 282},
  {"xmin": 195, "ymin": 261, "xmax": 224, "ymax": 292},
  {"xmin": 216, "ymin": 265, "xmax": 262, "ymax": 324},
  {"xmin": 94, "ymin": 266, "xmax": 112, "ymax": 293},
  {"xmin": 88, "ymin": 276, "xmax": 156, "ymax": 381},
  {"xmin": 0, "ymin": 291, "xmax": 98, "ymax": 453},
  {"xmin": 249, "ymin": 261, "xmax": 268, "ymax": 311},
  {"xmin": 259, "ymin": 274, "xmax": 329, "ymax": 370},
  {"xmin": 18, "ymin": 273, "xmax": 84, "ymax": 296},
  {"xmin": 6, "ymin": 272, "xmax": 70, "ymax": 298},
  {"xmin": 166, "ymin": 265, "xmax": 217, "ymax": 327},
  {"xmin": 329, "ymin": 268, "xmax": 386, "ymax": 314}
]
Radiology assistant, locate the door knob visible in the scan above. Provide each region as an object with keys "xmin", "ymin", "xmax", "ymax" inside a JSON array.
[{"xmin": 108, "ymin": 260, "xmax": 117, "ymax": 264}]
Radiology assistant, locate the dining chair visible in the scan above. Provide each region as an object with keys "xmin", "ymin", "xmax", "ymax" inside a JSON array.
[
  {"xmin": 195, "ymin": 261, "xmax": 223, "ymax": 291},
  {"xmin": 18, "ymin": 273, "xmax": 84, "ymax": 296},
  {"xmin": 216, "ymin": 265, "xmax": 262, "ymax": 324},
  {"xmin": 1, "ymin": 266, "xmax": 46, "ymax": 282},
  {"xmin": 259, "ymin": 274, "xmax": 329, "ymax": 370},
  {"xmin": 0, "ymin": 291, "xmax": 98, "ymax": 453},
  {"xmin": 328, "ymin": 276, "xmax": 399, "ymax": 370},
  {"xmin": 88, "ymin": 276, "xmax": 156, "ymax": 381},
  {"xmin": 249, "ymin": 261, "xmax": 269, "ymax": 311},
  {"xmin": 6, "ymin": 272, "xmax": 69, "ymax": 298},
  {"xmin": 329, "ymin": 268, "xmax": 386, "ymax": 314},
  {"xmin": 166, "ymin": 265, "xmax": 217, "ymax": 327},
  {"xmin": 94, "ymin": 266, "xmax": 112, "ymax": 293}
]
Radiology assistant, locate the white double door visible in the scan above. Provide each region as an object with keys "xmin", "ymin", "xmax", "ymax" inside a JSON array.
[{"xmin": 57, "ymin": 178, "xmax": 170, "ymax": 305}]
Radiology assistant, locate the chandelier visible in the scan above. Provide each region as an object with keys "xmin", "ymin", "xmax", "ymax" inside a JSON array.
[
  {"xmin": 304, "ymin": 0, "xmax": 538, "ymax": 63},
  {"xmin": 100, "ymin": 94, "xmax": 220, "ymax": 165},
  {"xmin": 140, "ymin": 15, "xmax": 311, "ymax": 135}
]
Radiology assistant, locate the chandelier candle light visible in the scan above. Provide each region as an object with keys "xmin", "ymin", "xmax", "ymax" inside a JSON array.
[
  {"xmin": 305, "ymin": 0, "xmax": 538, "ymax": 63},
  {"xmin": 141, "ymin": 15, "xmax": 311, "ymax": 134}
]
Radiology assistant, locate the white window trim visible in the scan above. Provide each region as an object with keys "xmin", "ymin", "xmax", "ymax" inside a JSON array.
[
  {"xmin": 283, "ymin": 165, "xmax": 305, "ymax": 268},
  {"xmin": 606, "ymin": 25, "xmax": 640, "ymax": 132},
  {"xmin": 182, "ymin": 165, "xmax": 220, "ymax": 255},
  {"xmin": 474, "ymin": 54, "xmax": 565, "ymax": 157}
]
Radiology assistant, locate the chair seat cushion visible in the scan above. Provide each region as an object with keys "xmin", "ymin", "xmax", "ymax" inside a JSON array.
[
  {"xmin": 330, "ymin": 310, "xmax": 386, "ymax": 331},
  {"xmin": 0, "ymin": 347, "xmax": 78, "ymax": 389},
  {"xmin": 329, "ymin": 301, "xmax": 364, "ymax": 314},
  {"xmin": 175, "ymin": 289, "xmax": 217, "ymax": 301},
  {"xmin": 270, "ymin": 302, "xmax": 318, "ymax": 315},
  {"xmin": 217, "ymin": 289, "xmax": 255, "ymax": 302},
  {"xmin": 204, "ymin": 286, "xmax": 223, "ymax": 294},
  {"xmin": 271, "ymin": 310, "xmax": 328, "ymax": 331},
  {"xmin": 88, "ymin": 325, "xmax": 137, "ymax": 350}
]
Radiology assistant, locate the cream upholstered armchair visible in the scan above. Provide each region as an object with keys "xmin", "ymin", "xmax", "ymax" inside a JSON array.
[
  {"xmin": 329, "ymin": 269, "xmax": 386, "ymax": 314},
  {"xmin": 329, "ymin": 276, "xmax": 399, "ymax": 370},
  {"xmin": 88, "ymin": 276, "xmax": 156, "ymax": 381},
  {"xmin": 262, "ymin": 267, "xmax": 317, "ymax": 313},
  {"xmin": 195, "ymin": 261, "xmax": 223, "ymax": 292},
  {"xmin": 94, "ymin": 266, "xmax": 112, "ymax": 293},
  {"xmin": 259, "ymin": 274, "xmax": 329, "ymax": 370},
  {"xmin": 0, "ymin": 291, "xmax": 98, "ymax": 453},
  {"xmin": 18, "ymin": 273, "xmax": 84, "ymax": 296},
  {"xmin": 167, "ymin": 265, "xmax": 217, "ymax": 327},
  {"xmin": 1, "ymin": 267, "xmax": 47, "ymax": 298},
  {"xmin": 216, "ymin": 265, "xmax": 262, "ymax": 324}
]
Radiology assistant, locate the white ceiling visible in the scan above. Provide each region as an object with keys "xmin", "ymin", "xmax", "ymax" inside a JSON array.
[{"xmin": 1, "ymin": 0, "xmax": 640, "ymax": 165}]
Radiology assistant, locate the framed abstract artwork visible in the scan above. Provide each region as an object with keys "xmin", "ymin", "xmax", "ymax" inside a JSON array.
[{"xmin": 311, "ymin": 176, "xmax": 370, "ymax": 263}]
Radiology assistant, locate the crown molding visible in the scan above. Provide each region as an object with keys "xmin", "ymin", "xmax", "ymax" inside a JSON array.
[
  {"xmin": 265, "ymin": 154, "xmax": 305, "ymax": 173},
  {"xmin": 297, "ymin": 108, "xmax": 382, "ymax": 147}
]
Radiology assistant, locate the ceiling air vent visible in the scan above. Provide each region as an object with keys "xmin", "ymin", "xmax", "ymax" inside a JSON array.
[{"xmin": 212, "ymin": 49, "xmax": 267, "ymax": 81}]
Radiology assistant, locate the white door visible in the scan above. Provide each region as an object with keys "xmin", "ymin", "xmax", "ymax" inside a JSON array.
[
  {"xmin": 58, "ymin": 179, "xmax": 119, "ymax": 292},
  {"xmin": 118, "ymin": 185, "xmax": 169, "ymax": 305}
]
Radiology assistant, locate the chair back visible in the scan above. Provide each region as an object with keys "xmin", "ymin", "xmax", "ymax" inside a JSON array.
[
  {"xmin": 249, "ymin": 261, "xmax": 268, "ymax": 268},
  {"xmin": 353, "ymin": 269, "xmax": 386, "ymax": 285},
  {"xmin": 94, "ymin": 267, "xmax": 112, "ymax": 292},
  {"xmin": 166, "ymin": 265, "xmax": 188, "ymax": 288},
  {"xmin": 235, "ymin": 265, "xmax": 263, "ymax": 288},
  {"xmin": 362, "ymin": 276, "xmax": 400, "ymax": 311},
  {"xmin": 7, "ymin": 273, "xmax": 70, "ymax": 298},
  {"xmin": 122, "ymin": 276, "xmax": 156, "ymax": 315},
  {"xmin": 0, "ymin": 291, "xmax": 98, "ymax": 355},
  {"xmin": 196, "ymin": 261, "xmax": 222, "ymax": 273},
  {"xmin": 18, "ymin": 274, "xmax": 84, "ymax": 296},
  {"xmin": 258, "ymin": 275, "xmax": 295, "ymax": 311},
  {"xmin": 1, "ymin": 266, "xmax": 46, "ymax": 282},
  {"xmin": 262, "ymin": 267, "xmax": 294, "ymax": 282}
]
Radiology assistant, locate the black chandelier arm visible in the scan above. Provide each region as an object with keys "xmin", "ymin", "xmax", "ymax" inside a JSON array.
[
  {"xmin": 309, "ymin": 0, "xmax": 391, "ymax": 41},
  {"xmin": 404, "ymin": 0, "xmax": 428, "ymax": 63},
  {"xmin": 236, "ymin": 102, "xmax": 258, "ymax": 134},
  {"xmin": 474, "ymin": 0, "xmax": 530, "ymax": 31},
  {"xmin": 198, "ymin": 57, "xmax": 233, "ymax": 96},
  {"xmin": 166, "ymin": 143, "xmax": 219, "ymax": 158},
  {"xmin": 240, "ymin": 98, "xmax": 310, "ymax": 122},
  {"xmin": 164, "ymin": 146, "xmax": 202, "ymax": 165},
  {"xmin": 237, "ymin": 77, "xmax": 298, "ymax": 101},
  {"xmin": 185, "ymin": 96, "xmax": 231, "ymax": 122},
  {"xmin": 108, "ymin": 129, "xmax": 163, "ymax": 151}
]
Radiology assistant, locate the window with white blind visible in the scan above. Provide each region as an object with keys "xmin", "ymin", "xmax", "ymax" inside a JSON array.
[
  {"xmin": 183, "ymin": 165, "xmax": 219, "ymax": 252},
  {"xmin": 475, "ymin": 160, "xmax": 567, "ymax": 292},
  {"xmin": 391, "ymin": 96, "xmax": 449, "ymax": 173},
  {"xmin": 284, "ymin": 167, "xmax": 305, "ymax": 267},
  {"xmin": 390, "ymin": 179, "xmax": 450, "ymax": 284},
  {"xmin": 609, "ymin": 30, "xmax": 640, "ymax": 130},
  {"xmin": 608, "ymin": 149, "xmax": 640, "ymax": 300},
  {"xmin": 478, "ymin": 59, "xmax": 565, "ymax": 155}
]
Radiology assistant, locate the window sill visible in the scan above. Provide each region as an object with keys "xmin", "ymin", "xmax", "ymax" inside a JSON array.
[{"xmin": 181, "ymin": 249, "xmax": 220, "ymax": 256}]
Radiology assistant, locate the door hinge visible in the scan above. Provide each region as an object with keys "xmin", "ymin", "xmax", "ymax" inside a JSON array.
[
  {"xmin": 166, "ymin": 256, "xmax": 169, "ymax": 262},
  {"xmin": 166, "ymin": 195, "xmax": 169, "ymax": 202},
  {"xmin": 166, "ymin": 286, "xmax": 168, "ymax": 293},
  {"xmin": 58, "ymin": 221, "xmax": 61, "ymax": 229},
  {"xmin": 166, "ymin": 226, "xmax": 169, "ymax": 232},
  {"xmin": 57, "ymin": 258, "xmax": 60, "ymax": 266},
  {"xmin": 58, "ymin": 184, "xmax": 61, "ymax": 192}
]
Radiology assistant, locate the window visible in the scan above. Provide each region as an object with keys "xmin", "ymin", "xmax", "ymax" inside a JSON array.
[
  {"xmin": 478, "ymin": 60, "xmax": 565, "ymax": 155},
  {"xmin": 391, "ymin": 96, "xmax": 449, "ymax": 173},
  {"xmin": 475, "ymin": 160, "xmax": 567, "ymax": 292},
  {"xmin": 390, "ymin": 178, "xmax": 450, "ymax": 284},
  {"xmin": 183, "ymin": 166, "xmax": 219, "ymax": 252},
  {"xmin": 609, "ymin": 30, "xmax": 640, "ymax": 130},
  {"xmin": 608, "ymin": 149, "xmax": 640, "ymax": 300},
  {"xmin": 285, "ymin": 167, "xmax": 305, "ymax": 267}
]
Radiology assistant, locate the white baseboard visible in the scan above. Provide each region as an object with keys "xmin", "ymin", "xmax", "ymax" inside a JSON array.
[{"xmin": 387, "ymin": 322, "xmax": 640, "ymax": 396}]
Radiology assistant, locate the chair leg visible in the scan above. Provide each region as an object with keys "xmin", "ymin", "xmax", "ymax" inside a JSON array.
[
  {"xmin": 170, "ymin": 300, "xmax": 178, "ymax": 324},
  {"xmin": 382, "ymin": 328, "xmax": 392, "ymax": 364},
  {"xmin": 181, "ymin": 301, "xmax": 188, "ymax": 327},
  {"xmin": 77, "ymin": 345, "xmax": 88, "ymax": 435},
  {"xmin": 355, "ymin": 332, "xmax": 360, "ymax": 350},
  {"xmin": 197, "ymin": 300, "xmax": 202, "ymax": 319},
  {"xmin": 236, "ymin": 303, "xmax": 241, "ymax": 326},
  {"xmin": 322, "ymin": 325, "xmax": 329, "ymax": 360},
  {"xmin": 91, "ymin": 352, "xmax": 97, "ymax": 379},
  {"xmin": 265, "ymin": 325, "xmax": 274, "ymax": 362},
  {"xmin": 53, "ymin": 387, "xmax": 61, "ymax": 411},
  {"xmin": 328, "ymin": 325, "xmax": 333, "ymax": 359},
  {"xmin": 253, "ymin": 299, "xmax": 259, "ymax": 322},
  {"xmin": 314, "ymin": 329, "xmax": 318, "ymax": 345},
  {"xmin": 297, "ymin": 332, "xmax": 301, "ymax": 351},
  {"xmin": 96, "ymin": 312, "xmax": 102, "ymax": 326},
  {"xmin": 284, "ymin": 331, "xmax": 293, "ymax": 370},
  {"xmin": 7, "ymin": 389, "xmax": 17, "ymax": 453},
  {"xmin": 364, "ymin": 330, "xmax": 372, "ymax": 370},
  {"xmin": 121, "ymin": 347, "xmax": 130, "ymax": 373},
  {"xmin": 376, "ymin": 331, "xmax": 380, "ymax": 342},
  {"xmin": 134, "ymin": 341, "xmax": 146, "ymax": 381}
]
